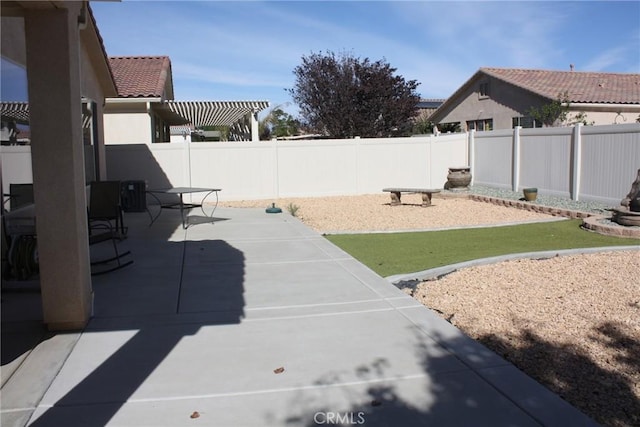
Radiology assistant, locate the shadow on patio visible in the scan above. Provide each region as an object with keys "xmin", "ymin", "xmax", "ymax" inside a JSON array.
[{"xmin": 2, "ymin": 204, "xmax": 246, "ymax": 426}]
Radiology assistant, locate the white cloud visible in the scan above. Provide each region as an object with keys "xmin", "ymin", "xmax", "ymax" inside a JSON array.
[
  {"xmin": 582, "ymin": 31, "xmax": 640, "ymax": 72},
  {"xmin": 174, "ymin": 61, "xmax": 292, "ymax": 88},
  {"xmin": 388, "ymin": 1, "xmax": 571, "ymax": 69}
]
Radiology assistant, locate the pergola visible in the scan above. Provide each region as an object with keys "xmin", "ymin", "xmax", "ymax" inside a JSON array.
[
  {"xmin": 164, "ymin": 100, "xmax": 270, "ymax": 141},
  {"xmin": 1, "ymin": 101, "xmax": 30, "ymax": 125},
  {"xmin": 1, "ymin": 101, "xmax": 95, "ymax": 129},
  {"xmin": 3, "ymin": 100, "xmax": 272, "ymax": 142}
]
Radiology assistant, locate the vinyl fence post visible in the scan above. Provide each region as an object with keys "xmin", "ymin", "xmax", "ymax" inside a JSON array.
[
  {"xmin": 512, "ymin": 126, "xmax": 521, "ymax": 192},
  {"xmin": 571, "ymin": 123, "xmax": 582, "ymax": 201},
  {"xmin": 468, "ymin": 130, "xmax": 475, "ymax": 185}
]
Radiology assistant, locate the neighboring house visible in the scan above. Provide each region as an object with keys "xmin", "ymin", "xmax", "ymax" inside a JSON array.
[
  {"xmin": 429, "ymin": 67, "xmax": 640, "ymax": 131},
  {"xmin": 104, "ymin": 56, "xmax": 188, "ymax": 144},
  {"xmin": 105, "ymin": 56, "xmax": 269, "ymax": 143},
  {"xmin": 415, "ymin": 98, "xmax": 445, "ymax": 121}
]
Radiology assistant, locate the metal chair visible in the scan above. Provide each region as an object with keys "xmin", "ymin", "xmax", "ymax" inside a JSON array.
[
  {"xmin": 3, "ymin": 184, "xmax": 37, "ymax": 280},
  {"xmin": 88, "ymin": 181, "xmax": 132, "ymax": 275}
]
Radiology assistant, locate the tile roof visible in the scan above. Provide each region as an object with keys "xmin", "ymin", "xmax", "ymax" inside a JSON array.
[
  {"xmin": 481, "ymin": 67, "xmax": 640, "ymax": 104},
  {"xmin": 108, "ymin": 56, "xmax": 173, "ymax": 98}
]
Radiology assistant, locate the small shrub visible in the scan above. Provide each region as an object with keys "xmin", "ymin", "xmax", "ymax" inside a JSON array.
[{"xmin": 287, "ymin": 203, "xmax": 300, "ymax": 217}]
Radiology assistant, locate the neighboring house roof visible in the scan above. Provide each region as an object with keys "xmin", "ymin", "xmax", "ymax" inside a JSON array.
[
  {"xmin": 417, "ymin": 99, "xmax": 446, "ymax": 109},
  {"xmin": 108, "ymin": 56, "xmax": 174, "ymax": 99},
  {"xmin": 430, "ymin": 67, "xmax": 640, "ymax": 124},
  {"xmin": 481, "ymin": 67, "xmax": 640, "ymax": 105}
]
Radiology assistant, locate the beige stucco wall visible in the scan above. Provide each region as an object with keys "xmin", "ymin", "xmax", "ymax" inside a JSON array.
[
  {"xmin": 567, "ymin": 109, "xmax": 639, "ymax": 126},
  {"xmin": 79, "ymin": 32, "xmax": 109, "ymax": 179},
  {"xmin": 104, "ymin": 111, "xmax": 153, "ymax": 144},
  {"xmin": 1, "ymin": 16, "xmax": 26, "ymax": 64},
  {"xmin": 433, "ymin": 76, "xmax": 549, "ymax": 130}
]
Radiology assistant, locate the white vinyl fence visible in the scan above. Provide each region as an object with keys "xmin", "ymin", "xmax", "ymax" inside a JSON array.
[
  {"xmin": 471, "ymin": 123, "xmax": 640, "ymax": 205},
  {"xmin": 3, "ymin": 124, "xmax": 638, "ymax": 206},
  {"xmin": 104, "ymin": 134, "xmax": 468, "ymax": 201}
]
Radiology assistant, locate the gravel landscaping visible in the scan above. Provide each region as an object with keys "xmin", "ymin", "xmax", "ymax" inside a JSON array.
[
  {"xmin": 410, "ymin": 252, "xmax": 639, "ymax": 427},
  {"xmin": 222, "ymin": 192, "xmax": 556, "ymax": 233},
  {"xmin": 222, "ymin": 192, "xmax": 639, "ymax": 426}
]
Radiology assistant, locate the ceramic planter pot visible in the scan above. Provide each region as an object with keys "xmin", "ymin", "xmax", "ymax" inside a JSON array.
[
  {"xmin": 447, "ymin": 166, "xmax": 472, "ymax": 191},
  {"xmin": 523, "ymin": 188, "xmax": 538, "ymax": 202}
]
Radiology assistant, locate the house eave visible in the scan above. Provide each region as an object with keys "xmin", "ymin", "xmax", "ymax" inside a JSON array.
[
  {"xmin": 105, "ymin": 97, "xmax": 162, "ymax": 104},
  {"xmin": 570, "ymin": 103, "xmax": 640, "ymax": 112}
]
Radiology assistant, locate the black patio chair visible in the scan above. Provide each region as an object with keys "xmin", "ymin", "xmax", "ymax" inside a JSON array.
[{"xmin": 88, "ymin": 181, "xmax": 132, "ymax": 275}]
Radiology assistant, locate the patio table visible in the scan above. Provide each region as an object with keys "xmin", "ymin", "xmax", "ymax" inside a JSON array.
[{"xmin": 146, "ymin": 187, "xmax": 221, "ymax": 229}]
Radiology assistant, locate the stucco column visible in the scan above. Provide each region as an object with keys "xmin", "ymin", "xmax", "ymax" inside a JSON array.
[
  {"xmin": 24, "ymin": 4, "xmax": 93, "ymax": 330},
  {"xmin": 251, "ymin": 109, "xmax": 259, "ymax": 142}
]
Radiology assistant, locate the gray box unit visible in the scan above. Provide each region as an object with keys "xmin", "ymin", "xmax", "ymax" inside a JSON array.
[{"xmin": 121, "ymin": 180, "xmax": 146, "ymax": 212}]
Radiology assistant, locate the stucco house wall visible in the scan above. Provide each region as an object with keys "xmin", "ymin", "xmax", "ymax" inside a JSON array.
[
  {"xmin": 433, "ymin": 75, "xmax": 550, "ymax": 130},
  {"xmin": 103, "ymin": 101, "xmax": 153, "ymax": 144}
]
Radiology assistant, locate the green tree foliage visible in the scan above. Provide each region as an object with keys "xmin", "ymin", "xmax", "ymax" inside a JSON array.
[
  {"xmin": 439, "ymin": 122, "xmax": 462, "ymax": 133},
  {"xmin": 259, "ymin": 107, "xmax": 300, "ymax": 140},
  {"xmin": 527, "ymin": 92, "xmax": 595, "ymax": 127},
  {"xmin": 412, "ymin": 117, "xmax": 435, "ymax": 135},
  {"xmin": 288, "ymin": 51, "xmax": 421, "ymax": 138},
  {"xmin": 526, "ymin": 92, "xmax": 570, "ymax": 126},
  {"xmin": 567, "ymin": 111, "xmax": 594, "ymax": 126}
]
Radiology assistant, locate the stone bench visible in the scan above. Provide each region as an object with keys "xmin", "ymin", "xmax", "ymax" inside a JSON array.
[{"xmin": 382, "ymin": 188, "xmax": 441, "ymax": 207}]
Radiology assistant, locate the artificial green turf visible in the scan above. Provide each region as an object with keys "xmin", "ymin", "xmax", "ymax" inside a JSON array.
[{"xmin": 326, "ymin": 219, "xmax": 640, "ymax": 277}]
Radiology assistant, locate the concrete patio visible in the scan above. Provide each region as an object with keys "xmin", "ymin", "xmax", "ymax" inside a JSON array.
[{"xmin": 1, "ymin": 206, "xmax": 599, "ymax": 426}]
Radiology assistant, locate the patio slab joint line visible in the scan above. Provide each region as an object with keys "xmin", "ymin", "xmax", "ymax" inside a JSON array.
[{"xmin": 174, "ymin": 237, "xmax": 188, "ymax": 314}]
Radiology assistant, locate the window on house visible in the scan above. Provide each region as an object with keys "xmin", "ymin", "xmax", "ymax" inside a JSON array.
[
  {"xmin": 479, "ymin": 82, "xmax": 490, "ymax": 98},
  {"xmin": 512, "ymin": 116, "xmax": 542, "ymax": 128},
  {"xmin": 467, "ymin": 119, "xmax": 493, "ymax": 131}
]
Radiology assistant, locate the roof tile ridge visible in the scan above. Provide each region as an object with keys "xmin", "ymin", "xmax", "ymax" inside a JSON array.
[
  {"xmin": 156, "ymin": 56, "xmax": 172, "ymax": 100},
  {"xmin": 481, "ymin": 67, "xmax": 555, "ymax": 100},
  {"xmin": 108, "ymin": 55, "xmax": 170, "ymax": 60}
]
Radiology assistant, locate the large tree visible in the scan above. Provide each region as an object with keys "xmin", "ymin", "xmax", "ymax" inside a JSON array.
[{"xmin": 288, "ymin": 51, "xmax": 421, "ymax": 138}]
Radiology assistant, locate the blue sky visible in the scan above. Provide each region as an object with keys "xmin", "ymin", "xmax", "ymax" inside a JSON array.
[{"xmin": 4, "ymin": 1, "xmax": 640, "ymax": 116}]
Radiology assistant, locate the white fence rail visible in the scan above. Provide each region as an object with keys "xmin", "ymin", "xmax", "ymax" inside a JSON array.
[{"xmin": 3, "ymin": 123, "xmax": 638, "ymax": 206}]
